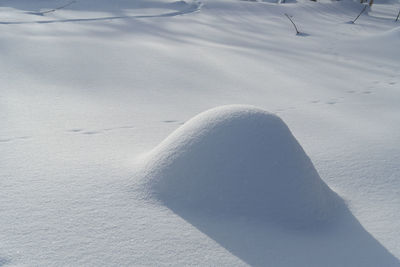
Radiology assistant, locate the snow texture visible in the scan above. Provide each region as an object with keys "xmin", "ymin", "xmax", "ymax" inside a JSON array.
[
  {"xmin": 1, "ymin": 0, "xmax": 400, "ymax": 265},
  {"xmin": 141, "ymin": 105, "xmax": 342, "ymax": 227}
]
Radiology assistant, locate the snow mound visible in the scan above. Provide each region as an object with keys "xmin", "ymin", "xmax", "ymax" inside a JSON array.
[{"xmin": 141, "ymin": 105, "xmax": 342, "ymax": 226}]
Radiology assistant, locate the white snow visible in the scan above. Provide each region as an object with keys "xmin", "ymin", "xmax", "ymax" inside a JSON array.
[
  {"xmin": 140, "ymin": 105, "xmax": 342, "ymax": 227},
  {"xmin": 1, "ymin": 0, "xmax": 400, "ymax": 266}
]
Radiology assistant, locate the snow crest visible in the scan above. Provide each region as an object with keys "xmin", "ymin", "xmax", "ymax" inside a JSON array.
[{"xmin": 140, "ymin": 105, "xmax": 342, "ymax": 226}]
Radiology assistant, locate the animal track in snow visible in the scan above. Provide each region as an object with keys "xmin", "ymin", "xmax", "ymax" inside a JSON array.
[
  {"xmin": 66, "ymin": 125, "xmax": 135, "ymax": 136},
  {"xmin": 0, "ymin": 136, "xmax": 31, "ymax": 143},
  {"xmin": 103, "ymin": 125, "xmax": 135, "ymax": 131},
  {"xmin": 67, "ymin": 129, "xmax": 83, "ymax": 133},
  {"xmin": 326, "ymin": 100, "xmax": 337, "ymax": 105},
  {"xmin": 81, "ymin": 131, "xmax": 101, "ymax": 135}
]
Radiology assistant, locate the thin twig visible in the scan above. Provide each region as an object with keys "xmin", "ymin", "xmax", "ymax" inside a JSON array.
[
  {"xmin": 41, "ymin": 1, "xmax": 76, "ymax": 15},
  {"xmin": 352, "ymin": 5, "xmax": 367, "ymax": 24},
  {"xmin": 284, "ymin": 13, "xmax": 299, "ymax": 35},
  {"xmin": 396, "ymin": 9, "xmax": 400, "ymax": 22}
]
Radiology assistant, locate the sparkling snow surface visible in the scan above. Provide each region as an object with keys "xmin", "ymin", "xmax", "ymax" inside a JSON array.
[{"xmin": 1, "ymin": 0, "xmax": 400, "ymax": 266}]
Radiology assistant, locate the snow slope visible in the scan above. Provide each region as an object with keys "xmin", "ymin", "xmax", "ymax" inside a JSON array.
[{"xmin": 1, "ymin": 0, "xmax": 400, "ymax": 266}]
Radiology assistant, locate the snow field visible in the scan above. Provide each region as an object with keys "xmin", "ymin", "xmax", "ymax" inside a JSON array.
[{"xmin": 1, "ymin": 0, "xmax": 400, "ymax": 265}]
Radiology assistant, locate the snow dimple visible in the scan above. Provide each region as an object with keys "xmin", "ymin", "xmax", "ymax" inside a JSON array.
[{"xmin": 140, "ymin": 105, "xmax": 343, "ymax": 227}]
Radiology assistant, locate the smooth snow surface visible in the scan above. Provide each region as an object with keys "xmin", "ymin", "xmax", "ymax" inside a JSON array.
[
  {"xmin": 1, "ymin": 0, "xmax": 400, "ymax": 266},
  {"xmin": 142, "ymin": 105, "xmax": 342, "ymax": 226}
]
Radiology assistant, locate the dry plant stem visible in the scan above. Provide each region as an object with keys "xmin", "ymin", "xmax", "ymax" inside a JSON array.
[
  {"xmin": 41, "ymin": 1, "xmax": 76, "ymax": 14},
  {"xmin": 352, "ymin": 5, "xmax": 367, "ymax": 23},
  {"xmin": 284, "ymin": 13, "xmax": 300, "ymax": 34}
]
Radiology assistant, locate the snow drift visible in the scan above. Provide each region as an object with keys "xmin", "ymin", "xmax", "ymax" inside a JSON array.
[{"xmin": 141, "ymin": 105, "xmax": 342, "ymax": 226}]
